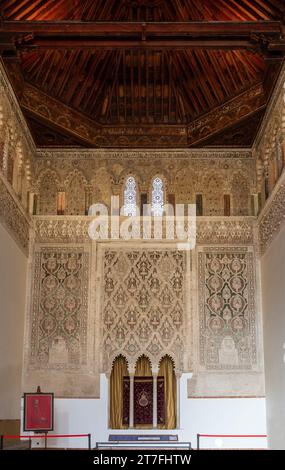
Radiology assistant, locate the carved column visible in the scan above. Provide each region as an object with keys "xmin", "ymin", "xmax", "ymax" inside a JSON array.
[
  {"xmin": 176, "ymin": 373, "xmax": 181, "ymax": 429},
  {"xmin": 252, "ymin": 194, "xmax": 259, "ymax": 216},
  {"xmin": 152, "ymin": 371, "xmax": 158, "ymax": 429},
  {"xmin": 106, "ymin": 372, "xmax": 111, "ymax": 428},
  {"xmin": 129, "ymin": 373, "xmax": 135, "ymax": 429},
  {"xmin": 33, "ymin": 192, "xmax": 39, "ymax": 215},
  {"xmin": 85, "ymin": 186, "xmax": 92, "ymax": 215}
]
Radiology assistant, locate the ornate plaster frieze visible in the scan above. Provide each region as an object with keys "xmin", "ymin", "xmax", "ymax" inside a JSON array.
[
  {"xmin": 33, "ymin": 215, "xmax": 255, "ymax": 246},
  {"xmin": 36, "ymin": 148, "xmax": 252, "ymax": 161},
  {"xmin": 0, "ymin": 172, "xmax": 31, "ymax": 255},
  {"xmin": 197, "ymin": 217, "xmax": 255, "ymax": 245},
  {"xmin": 258, "ymin": 170, "xmax": 285, "ymax": 255}
]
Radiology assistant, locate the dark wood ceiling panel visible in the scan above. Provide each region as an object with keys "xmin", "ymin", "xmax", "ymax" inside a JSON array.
[
  {"xmin": 1, "ymin": 0, "xmax": 283, "ymax": 21},
  {"xmin": 18, "ymin": 47, "xmax": 266, "ymax": 126}
]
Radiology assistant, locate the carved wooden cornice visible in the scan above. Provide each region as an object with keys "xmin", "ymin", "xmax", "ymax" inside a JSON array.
[
  {"xmin": 21, "ymin": 83, "xmax": 188, "ymax": 148},
  {"xmin": 187, "ymin": 84, "xmax": 266, "ymax": 146},
  {"xmin": 20, "ymin": 81, "xmax": 265, "ymax": 149},
  {"xmin": 36, "ymin": 148, "xmax": 252, "ymax": 160}
]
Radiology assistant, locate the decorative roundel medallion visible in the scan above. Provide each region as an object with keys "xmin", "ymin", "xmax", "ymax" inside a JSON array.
[{"xmin": 139, "ymin": 391, "xmax": 149, "ymax": 407}]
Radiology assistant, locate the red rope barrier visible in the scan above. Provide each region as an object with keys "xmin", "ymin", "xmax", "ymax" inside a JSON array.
[
  {"xmin": 198, "ymin": 434, "xmax": 267, "ymax": 438},
  {"xmin": 3, "ymin": 434, "xmax": 89, "ymax": 439}
]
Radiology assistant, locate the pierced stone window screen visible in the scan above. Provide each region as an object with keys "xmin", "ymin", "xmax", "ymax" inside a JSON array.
[
  {"xmin": 151, "ymin": 177, "xmax": 164, "ymax": 216},
  {"xmin": 123, "ymin": 176, "xmax": 137, "ymax": 216}
]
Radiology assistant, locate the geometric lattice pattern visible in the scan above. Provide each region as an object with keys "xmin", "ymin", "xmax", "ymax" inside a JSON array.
[
  {"xmin": 198, "ymin": 248, "xmax": 257, "ymax": 370},
  {"xmin": 101, "ymin": 248, "xmax": 186, "ymax": 372},
  {"xmin": 29, "ymin": 247, "xmax": 89, "ymax": 370}
]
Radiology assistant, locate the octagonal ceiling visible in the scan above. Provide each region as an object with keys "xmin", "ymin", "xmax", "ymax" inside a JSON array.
[{"xmin": 0, "ymin": 0, "xmax": 284, "ymax": 148}]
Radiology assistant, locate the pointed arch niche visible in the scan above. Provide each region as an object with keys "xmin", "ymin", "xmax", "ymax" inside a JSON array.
[
  {"xmin": 151, "ymin": 176, "xmax": 165, "ymax": 216},
  {"xmin": 109, "ymin": 354, "xmax": 177, "ymax": 429},
  {"xmin": 123, "ymin": 175, "xmax": 138, "ymax": 216}
]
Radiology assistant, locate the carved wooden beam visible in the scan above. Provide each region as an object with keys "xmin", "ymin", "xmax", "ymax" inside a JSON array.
[
  {"xmin": 0, "ymin": 20, "xmax": 284, "ymax": 53},
  {"xmin": 0, "ymin": 20, "xmax": 281, "ymax": 35},
  {"xmin": 15, "ymin": 39, "xmax": 260, "ymax": 50}
]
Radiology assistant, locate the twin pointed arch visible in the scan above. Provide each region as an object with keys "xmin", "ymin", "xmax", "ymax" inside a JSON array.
[
  {"xmin": 122, "ymin": 173, "xmax": 166, "ymax": 216},
  {"xmin": 109, "ymin": 353, "xmax": 176, "ymax": 375}
]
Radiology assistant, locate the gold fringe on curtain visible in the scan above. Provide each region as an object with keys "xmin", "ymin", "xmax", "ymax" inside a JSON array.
[
  {"xmin": 135, "ymin": 355, "xmax": 152, "ymax": 376},
  {"xmin": 109, "ymin": 355, "xmax": 129, "ymax": 429},
  {"xmin": 158, "ymin": 356, "xmax": 176, "ymax": 429}
]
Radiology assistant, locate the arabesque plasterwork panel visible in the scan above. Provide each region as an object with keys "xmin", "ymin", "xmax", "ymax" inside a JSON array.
[
  {"xmin": 198, "ymin": 247, "xmax": 257, "ymax": 371},
  {"xmin": 98, "ymin": 245, "xmax": 188, "ymax": 374},
  {"xmin": 28, "ymin": 246, "xmax": 90, "ymax": 371}
]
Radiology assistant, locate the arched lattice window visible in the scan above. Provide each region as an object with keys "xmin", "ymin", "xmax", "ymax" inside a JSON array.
[
  {"xmin": 123, "ymin": 176, "xmax": 137, "ymax": 216},
  {"xmin": 151, "ymin": 177, "xmax": 164, "ymax": 216}
]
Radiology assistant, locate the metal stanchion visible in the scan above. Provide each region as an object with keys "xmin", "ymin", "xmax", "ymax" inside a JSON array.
[
  {"xmin": 88, "ymin": 433, "xmax": 91, "ymax": 450},
  {"xmin": 197, "ymin": 433, "xmax": 200, "ymax": 450},
  {"xmin": 0, "ymin": 435, "xmax": 4, "ymax": 450}
]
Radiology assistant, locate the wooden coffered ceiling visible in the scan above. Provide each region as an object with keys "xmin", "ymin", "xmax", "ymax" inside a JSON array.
[{"xmin": 0, "ymin": 0, "xmax": 285, "ymax": 148}]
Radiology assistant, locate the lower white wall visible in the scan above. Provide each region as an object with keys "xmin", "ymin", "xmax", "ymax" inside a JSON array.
[
  {"xmin": 21, "ymin": 373, "xmax": 267, "ymax": 450},
  {"xmin": 0, "ymin": 223, "xmax": 27, "ymax": 420},
  {"xmin": 261, "ymin": 224, "xmax": 285, "ymax": 450}
]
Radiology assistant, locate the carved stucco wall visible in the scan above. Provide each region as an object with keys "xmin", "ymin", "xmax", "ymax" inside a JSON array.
[
  {"xmin": 33, "ymin": 149, "xmax": 256, "ymax": 217},
  {"xmin": 23, "ymin": 216, "xmax": 264, "ymax": 398},
  {"xmin": 192, "ymin": 244, "xmax": 264, "ymax": 398},
  {"xmin": 198, "ymin": 248, "xmax": 257, "ymax": 370},
  {"xmin": 98, "ymin": 245, "xmax": 188, "ymax": 374},
  {"xmin": 1, "ymin": 54, "xmax": 285, "ymax": 404},
  {"xmin": 0, "ymin": 62, "xmax": 35, "ymax": 213},
  {"xmin": 254, "ymin": 63, "xmax": 285, "ymax": 205},
  {"xmin": 29, "ymin": 247, "xmax": 90, "ymax": 369}
]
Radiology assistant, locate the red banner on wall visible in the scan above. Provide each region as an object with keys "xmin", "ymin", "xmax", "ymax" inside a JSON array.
[{"xmin": 24, "ymin": 393, "xmax": 54, "ymax": 432}]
